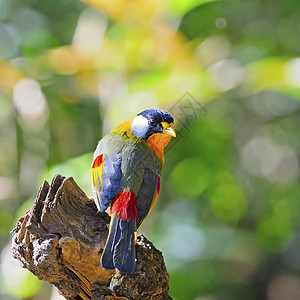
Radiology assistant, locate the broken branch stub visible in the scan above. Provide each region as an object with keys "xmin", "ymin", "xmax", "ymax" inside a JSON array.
[{"xmin": 11, "ymin": 174, "xmax": 171, "ymax": 300}]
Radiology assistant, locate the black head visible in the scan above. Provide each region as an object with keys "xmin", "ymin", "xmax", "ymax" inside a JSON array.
[{"xmin": 131, "ymin": 109, "xmax": 175, "ymax": 140}]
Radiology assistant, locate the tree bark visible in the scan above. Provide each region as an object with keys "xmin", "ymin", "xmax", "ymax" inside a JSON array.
[{"xmin": 11, "ymin": 174, "xmax": 171, "ymax": 300}]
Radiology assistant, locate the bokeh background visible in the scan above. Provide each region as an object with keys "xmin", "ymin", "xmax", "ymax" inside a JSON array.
[{"xmin": 1, "ymin": 0, "xmax": 300, "ymax": 299}]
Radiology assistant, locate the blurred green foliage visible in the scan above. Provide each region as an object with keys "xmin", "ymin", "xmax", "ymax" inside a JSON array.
[{"xmin": 1, "ymin": 0, "xmax": 300, "ymax": 299}]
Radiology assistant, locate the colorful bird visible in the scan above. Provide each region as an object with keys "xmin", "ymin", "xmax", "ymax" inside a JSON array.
[{"xmin": 91, "ymin": 109, "xmax": 176, "ymax": 274}]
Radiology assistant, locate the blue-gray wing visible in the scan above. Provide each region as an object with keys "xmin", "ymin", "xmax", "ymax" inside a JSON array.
[
  {"xmin": 91, "ymin": 152, "xmax": 123, "ymax": 212},
  {"xmin": 136, "ymin": 168, "xmax": 160, "ymax": 228}
]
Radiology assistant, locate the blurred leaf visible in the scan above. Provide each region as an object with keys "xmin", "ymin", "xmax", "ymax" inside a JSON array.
[
  {"xmin": 209, "ymin": 175, "xmax": 247, "ymax": 223},
  {"xmin": 170, "ymin": 261, "xmax": 219, "ymax": 299},
  {"xmin": 167, "ymin": 0, "xmax": 220, "ymax": 16},
  {"xmin": 0, "ymin": 60, "xmax": 22, "ymax": 95},
  {"xmin": 4, "ymin": 269, "xmax": 42, "ymax": 298},
  {"xmin": 0, "ymin": 212, "xmax": 14, "ymax": 235},
  {"xmin": 40, "ymin": 152, "xmax": 93, "ymax": 195},
  {"xmin": 169, "ymin": 158, "xmax": 210, "ymax": 199},
  {"xmin": 256, "ymin": 213, "xmax": 293, "ymax": 252},
  {"xmin": 243, "ymin": 58, "xmax": 288, "ymax": 91},
  {"xmin": 1, "ymin": 244, "xmax": 42, "ymax": 298},
  {"xmin": 14, "ymin": 198, "xmax": 35, "ymax": 223},
  {"xmin": 22, "ymin": 29, "xmax": 59, "ymax": 57}
]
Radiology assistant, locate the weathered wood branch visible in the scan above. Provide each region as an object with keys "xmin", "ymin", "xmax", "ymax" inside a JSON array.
[{"xmin": 11, "ymin": 174, "xmax": 171, "ymax": 300}]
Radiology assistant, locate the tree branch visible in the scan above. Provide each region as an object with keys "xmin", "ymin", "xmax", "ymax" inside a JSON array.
[{"xmin": 11, "ymin": 174, "xmax": 171, "ymax": 300}]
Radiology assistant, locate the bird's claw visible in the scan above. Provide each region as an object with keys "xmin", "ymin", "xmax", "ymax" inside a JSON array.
[{"xmin": 134, "ymin": 231, "xmax": 138, "ymax": 245}]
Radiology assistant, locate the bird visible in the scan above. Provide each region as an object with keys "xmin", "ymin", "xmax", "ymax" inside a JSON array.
[{"xmin": 91, "ymin": 109, "xmax": 176, "ymax": 274}]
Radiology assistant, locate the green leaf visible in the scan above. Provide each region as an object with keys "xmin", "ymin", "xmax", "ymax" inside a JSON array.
[{"xmin": 167, "ymin": 0, "xmax": 220, "ymax": 16}]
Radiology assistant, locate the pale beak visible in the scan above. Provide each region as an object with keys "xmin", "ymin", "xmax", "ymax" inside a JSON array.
[{"xmin": 163, "ymin": 126, "xmax": 176, "ymax": 137}]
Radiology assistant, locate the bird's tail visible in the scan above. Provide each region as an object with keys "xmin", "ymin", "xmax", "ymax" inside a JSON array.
[{"xmin": 101, "ymin": 212, "xmax": 137, "ymax": 274}]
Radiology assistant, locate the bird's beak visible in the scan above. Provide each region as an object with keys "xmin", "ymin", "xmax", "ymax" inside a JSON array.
[
  {"xmin": 164, "ymin": 126, "xmax": 176, "ymax": 137},
  {"xmin": 162, "ymin": 122, "xmax": 176, "ymax": 137}
]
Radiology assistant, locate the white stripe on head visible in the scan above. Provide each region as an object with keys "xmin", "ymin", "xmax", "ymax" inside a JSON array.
[{"xmin": 131, "ymin": 115, "xmax": 149, "ymax": 139}]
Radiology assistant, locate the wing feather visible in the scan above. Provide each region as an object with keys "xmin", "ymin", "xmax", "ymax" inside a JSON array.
[
  {"xmin": 91, "ymin": 153, "xmax": 123, "ymax": 212},
  {"xmin": 136, "ymin": 168, "xmax": 160, "ymax": 228}
]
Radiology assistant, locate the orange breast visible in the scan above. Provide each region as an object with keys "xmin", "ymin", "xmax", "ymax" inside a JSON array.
[{"xmin": 146, "ymin": 133, "xmax": 171, "ymax": 164}]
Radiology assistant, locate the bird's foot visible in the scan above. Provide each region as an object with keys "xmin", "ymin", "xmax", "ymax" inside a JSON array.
[
  {"xmin": 89, "ymin": 197, "xmax": 100, "ymax": 213},
  {"xmin": 134, "ymin": 231, "xmax": 138, "ymax": 245}
]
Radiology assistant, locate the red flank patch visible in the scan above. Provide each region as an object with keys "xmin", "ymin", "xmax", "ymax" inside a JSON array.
[
  {"xmin": 156, "ymin": 177, "xmax": 161, "ymax": 194},
  {"xmin": 111, "ymin": 190, "xmax": 138, "ymax": 223}
]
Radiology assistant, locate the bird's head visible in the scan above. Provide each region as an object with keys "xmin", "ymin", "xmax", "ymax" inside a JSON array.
[{"xmin": 131, "ymin": 109, "xmax": 176, "ymax": 141}]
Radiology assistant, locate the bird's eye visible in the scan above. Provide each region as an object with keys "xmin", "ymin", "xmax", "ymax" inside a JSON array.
[{"xmin": 150, "ymin": 119, "xmax": 156, "ymax": 127}]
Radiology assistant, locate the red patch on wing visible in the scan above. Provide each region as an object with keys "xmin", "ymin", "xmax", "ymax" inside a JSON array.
[
  {"xmin": 111, "ymin": 190, "xmax": 138, "ymax": 223},
  {"xmin": 92, "ymin": 154, "xmax": 103, "ymax": 168},
  {"xmin": 156, "ymin": 176, "xmax": 161, "ymax": 194}
]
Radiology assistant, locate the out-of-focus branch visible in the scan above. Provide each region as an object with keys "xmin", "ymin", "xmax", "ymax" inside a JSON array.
[{"xmin": 11, "ymin": 174, "xmax": 171, "ymax": 300}]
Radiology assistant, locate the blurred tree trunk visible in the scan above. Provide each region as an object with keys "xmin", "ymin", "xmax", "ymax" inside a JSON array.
[{"xmin": 11, "ymin": 174, "xmax": 171, "ymax": 300}]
